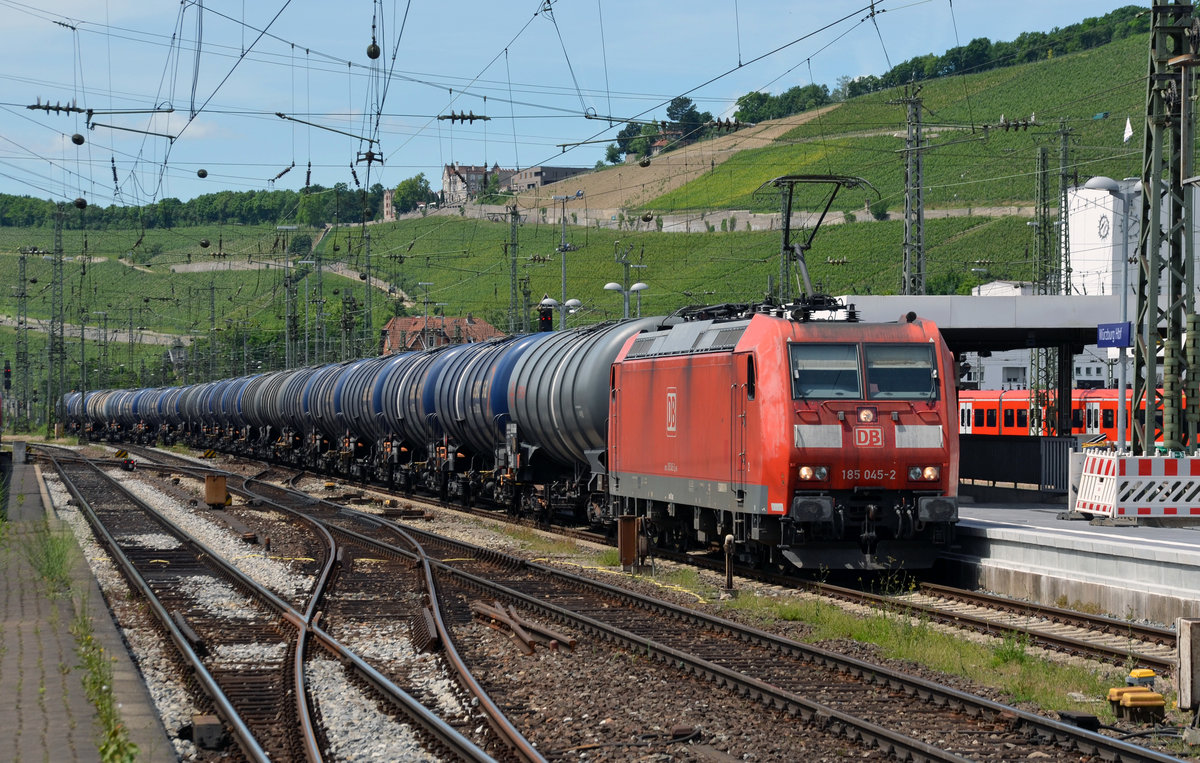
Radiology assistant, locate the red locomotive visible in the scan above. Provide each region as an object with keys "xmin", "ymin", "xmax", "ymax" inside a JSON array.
[{"xmin": 607, "ymin": 307, "xmax": 960, "ymax": 570}]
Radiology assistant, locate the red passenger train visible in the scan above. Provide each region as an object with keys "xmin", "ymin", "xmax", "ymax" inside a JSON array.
[{"xmin": 958, "ymin": 388, "xmax": 1150, "ymax": 442}]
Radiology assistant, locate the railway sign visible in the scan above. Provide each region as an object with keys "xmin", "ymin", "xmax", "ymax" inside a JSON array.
[{"xmin": 1097, "ymin": 321, "xmax": 1131, "ymax": 348}]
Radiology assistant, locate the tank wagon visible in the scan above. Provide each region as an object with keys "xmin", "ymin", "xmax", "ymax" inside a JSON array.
[{"xmin": 68, "ymin": 302, "xmax": 959, "ymax": 570}]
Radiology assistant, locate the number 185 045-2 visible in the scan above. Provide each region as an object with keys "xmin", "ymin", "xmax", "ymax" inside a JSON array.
[{"xmin": 841, "ymin": 468, "xmax": 896, "ymax": 481}]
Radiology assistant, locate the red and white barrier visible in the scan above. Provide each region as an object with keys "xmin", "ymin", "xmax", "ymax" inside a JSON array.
[{"xmin": 1075, "ymin": 452, "xmax": 1200, "ymax": 519}]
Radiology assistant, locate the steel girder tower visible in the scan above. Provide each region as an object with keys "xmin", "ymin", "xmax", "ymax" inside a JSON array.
[
  {"xmin": 507, "ymin": 205, "xmax": 519, "ymax": 334},
  {"xmin": 15, "ymin": 252, "xmax": 30, "ymax": 426},
  {"xmin": 1031, "ymin": 147, "xmax": 1059, "ymax": 434},
  {"xmin": 1133, "ymin": 2, "xmax": 1198, "ymax": 454},
  {"xmin": 49, "ymin": 204, "xmax": 66, "ymax": 431},
  {"xmin": 891, "ymin": 83, "xmax": 926, "ymax": 295}
]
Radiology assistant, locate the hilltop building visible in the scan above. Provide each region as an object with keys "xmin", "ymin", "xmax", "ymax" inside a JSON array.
[
  {"xmin": 441, "ymin": 163, "xmax": 514, "ymax": 205},
  {"xmin": 380, "ymin": 313, "xmax": 504, "ymax": 353},
  {"xmin": 506, "ymin": 165, "xmax": 591, "ymax": 192}
]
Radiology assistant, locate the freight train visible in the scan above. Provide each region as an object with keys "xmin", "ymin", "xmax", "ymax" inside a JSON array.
[{"xmin": 63, "ymin": 302, "xmax": 960, "ymax": 571}]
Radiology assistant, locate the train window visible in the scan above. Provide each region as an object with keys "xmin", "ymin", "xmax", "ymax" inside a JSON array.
[
  {"xmin": 746, "ymin": 355, "xmax": 756, "ymax": 400},
  {"xmin": 1103, "ymin": 409, "xmax": 1114, "ymax": 428},
  {"xmin": 986, "ymin": 409, "xmax": 996, "ymax": 427},
  {"xmin": 1017, "ymin": 409, "xmax": 1028, "ymax": 428},
  {"xmin": 863, "ymin": 344, "xmax": 936, "ymax": 399},
  {"xmin": 788, "ymin": 344, "xmax": 861, "ymax": 399},
  {"xmin": 1003, "ymin": 408, "xmax": 1014, "ymax": 428},
  {"xmin": 1072, "ymin": 408, "xmax": 1083, "ymax": 430},
  {"xmin": 974, "ymin": 408, "xmax": 984, "ymax": 427}
]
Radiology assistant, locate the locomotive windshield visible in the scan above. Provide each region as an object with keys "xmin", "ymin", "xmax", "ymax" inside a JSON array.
[
  {"xmin": 864, "ymin": 344, "xmax": 937, "ymax": 400},
  {"xmin": 789, "ymin": 343, "xmax": 937, "ymax": 400},
  {"xmin": 789, "ymin": 344, "xmax": 861, "ymax": 399}
]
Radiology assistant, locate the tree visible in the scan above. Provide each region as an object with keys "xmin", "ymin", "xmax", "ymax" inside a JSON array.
[
  {"xmin": 393, "ymin": 173, "xmax": 434, "ymax": 214},
  {"xmin": 604, "ymin": 143, "xmax": 624, "ymax": 164},
  {"xmin": 628, "ymin": 124, "xmax": 661, "ymax": 158}
]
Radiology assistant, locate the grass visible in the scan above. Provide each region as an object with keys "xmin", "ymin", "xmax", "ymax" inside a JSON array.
[
  {"xmin": 70, "ymin": 599, "xmax": 139, "ymax": 763},
  {"xmin": 499, "ymin": 525, "xmax": 581, "ymax": 557},
  {"xmin": 716, "ymin": 588, "xmax": 1123, "ymax": 721},
  {"xmin": 21, "ymin": 519, "xmax": 75, "ymax": 597}
]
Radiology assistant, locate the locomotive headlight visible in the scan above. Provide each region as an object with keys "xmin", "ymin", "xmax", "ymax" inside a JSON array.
[
  {"xmin": 908, "ymin": 465, "xmax": 941, "ymax": 481},
  {"xmin": 798, "ymin": 465, "xmax": 828, "ymax": 481}
]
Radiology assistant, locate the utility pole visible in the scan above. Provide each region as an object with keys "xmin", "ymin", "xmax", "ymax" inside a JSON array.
[
  {"xmin": 1030, "ymin": 147, "xmax": 1058, "ymax": 435},
  {"xmin": 314, "ymin": 249, "xmax": 325, "ymax": 364},
  {"xmin": 1057, "ymin": 119, "xmax": 1074, "ymax": 296},
  {"xmin": 889, "ymin": 82, "xmax": 925, "ymax": 295},
  {"xmin": 506, "ymin": 204, "xmax": 519, "ymax": 334},
  {"xmin": 520, "ymin": 276, "xmax": 532, "ymax": 333},
  {"xmin": 97, "ymin": 312, "xmax": 109, "ymax": 389},
  {"xmin": 49, "ymin": 203, "xmax": 66, "ymax": 432},
  {"xmin": 15, "ymin": 251, "xmax": 29, "ymax": 427},
  {"xmin": 1133, "ymin": 1, "xmax": 1197, "ymax": 454},
  {"xmin": 363, "ymin": 227, "xmax": 373, "ymax": 357},
  {"xmin": 208, "ymin": 278, "xmax": 216, "ymax": 380}
]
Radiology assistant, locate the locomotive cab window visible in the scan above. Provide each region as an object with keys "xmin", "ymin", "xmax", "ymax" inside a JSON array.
[
  {"xmin": 788, "ymin": 344, "xmax": 861, "ymax": 399},
  {"xmin": 864, "ymin": 344, "xmax": 937, "ymax": 400}
]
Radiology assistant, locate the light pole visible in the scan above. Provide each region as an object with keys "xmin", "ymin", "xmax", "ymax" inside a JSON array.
[
  {"xmin": 1084, "ymin": 176, "xmax": 1141, "ymax": 451},
  {"xmin": 553, "ymin": 189, "xmax": 583, "ymax": 329},
  {"xmin": 603, "ymin": 281, "xmax": 648, "ymax": 319}
]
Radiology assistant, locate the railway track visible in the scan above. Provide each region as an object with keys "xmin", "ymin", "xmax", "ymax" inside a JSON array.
[
  {"xmin": 39, "ymin": 446, "xmax": 504, "ymax": 762},
  {"xmin": 106, "ymin": 445, "xmax": 1187, "ymax": 761},
  {"xmin": 117, "ymin": 444, "xmax": 1181, "ymax": 675}
]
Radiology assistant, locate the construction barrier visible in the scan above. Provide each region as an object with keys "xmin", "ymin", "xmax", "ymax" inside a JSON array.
[{"xmin": 1074, "ymin": 452, "xmax": 1200, "ymax": 519}]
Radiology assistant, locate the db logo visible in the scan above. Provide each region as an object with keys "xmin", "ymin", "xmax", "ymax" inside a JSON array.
[
  {"xmin": 666, "ymin": 388, "xmax": 677, "ymax": 437},
  {"xmin": 854, "ymin": 426, "xmax": 884, "ymax": 447}
]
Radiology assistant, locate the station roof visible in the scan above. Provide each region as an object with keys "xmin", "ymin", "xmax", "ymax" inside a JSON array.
[{"xmin": 838, "ymin": 295, "xmax": 1121, "ymax": 355}]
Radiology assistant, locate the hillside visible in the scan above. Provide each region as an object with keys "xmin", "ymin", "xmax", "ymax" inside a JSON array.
[
  {"xmin": 532, "ymin": 34, "xmax": 1146, "ymax": 215},
  {"xmin": 0, "ymin": 26, "xmax": 1163, "ymax": 396}
]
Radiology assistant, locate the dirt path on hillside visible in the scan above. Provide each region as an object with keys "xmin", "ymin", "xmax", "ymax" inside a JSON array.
[{"xmin": 515, "ymin": 109, "xmax": 835, "ymax": 211}]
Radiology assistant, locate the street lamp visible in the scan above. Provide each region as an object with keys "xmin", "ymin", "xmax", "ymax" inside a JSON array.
[
  {"xmin": 1083, "ymin": 175, "xmax": 1141, "ymax": 451},
  {"xmin": 603, "ymin": 281, "xmax": 648, "ymax": 319}
]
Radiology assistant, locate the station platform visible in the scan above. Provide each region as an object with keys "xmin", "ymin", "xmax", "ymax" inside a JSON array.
[
  {"xmin": 944, "ymin": 499, "xmax": 1200, "ymax": 625},
  {"xmin": 0, "ymin": 442, "xmax": 174, "ymax": 761}
]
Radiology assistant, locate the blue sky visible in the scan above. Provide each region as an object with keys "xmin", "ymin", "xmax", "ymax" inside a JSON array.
[{"xmin": 0, "ymin": 0, "xmax": 1138, "ymax": 206}]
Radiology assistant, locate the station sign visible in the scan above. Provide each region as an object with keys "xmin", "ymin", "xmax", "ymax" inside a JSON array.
[{"xmin": 1097, "ymin": 321, "xmax": 1131, "ymax": 348}]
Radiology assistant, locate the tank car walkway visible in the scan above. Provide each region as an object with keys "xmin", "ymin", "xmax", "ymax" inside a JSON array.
[
  {"xmin": 949, "ymin": 501, "xmax": 1200, "ymax": 625},
  {"xmin": 1, "ymin": 441, "xmax": 173, "ymax": 762}
]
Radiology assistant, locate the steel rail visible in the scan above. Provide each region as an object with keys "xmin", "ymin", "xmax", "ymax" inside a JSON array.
[
  {"xmin": 42, "ymin": 446, "xmax": 495, "ymax": 763},
  {"xmin": 46, "ymin": 451, "xmax": 273, "ymax": 763},
  {"xmin": 238, "ymin": 476, "xmax": 546, "ymax": 763}
]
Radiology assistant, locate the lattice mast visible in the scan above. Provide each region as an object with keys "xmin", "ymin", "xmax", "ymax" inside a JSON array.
[
  {"xmin": 1133, "ymin": 2, "xmax": 1198, "ymax": 454},
  {"xmin": 890, "ymin": 83, "xmax": 926, "ymax": 295},
  {"xmin": 48, "ymin": 204, "xmax": 66, "ymax": 431},
  {"xmin": 507, "ymin": 205, "xmax": 519, "ymax": 333},
  {"xmin": 1030, "ymin": 147, "xmax": 1059, "ymax": 435},
  {"xmin": 15, "ymin": 252, "xmax": 30, "ymax": 426}
]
